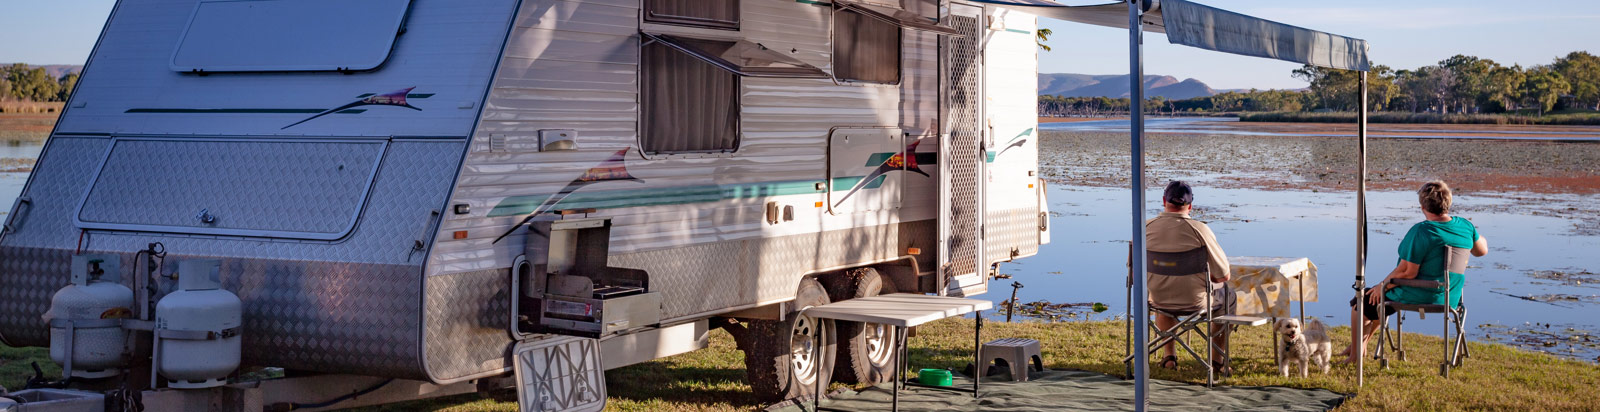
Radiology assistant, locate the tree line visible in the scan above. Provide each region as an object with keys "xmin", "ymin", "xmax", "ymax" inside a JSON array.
[
  {"xmin": 1041, "ymin": 51, "xmax": 1600, "ymax": 117},
  {"xmin": 1, "ymin": 63, "xmax": 80, "ymax": 102}
]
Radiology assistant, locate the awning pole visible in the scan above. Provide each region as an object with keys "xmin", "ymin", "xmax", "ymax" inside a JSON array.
[
  {"xmin": 1128, "ymin": 1, "xmax": 1150, "ymax": 410},
  {"xmin": 1354, "ymin": 71, "xmax": 1370, "ymax": 387}
]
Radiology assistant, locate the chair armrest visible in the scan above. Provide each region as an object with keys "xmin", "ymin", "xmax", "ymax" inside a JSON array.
[{"xmin": 1390, "ymin": 278, "xmax": 1444, "ymax": 289}]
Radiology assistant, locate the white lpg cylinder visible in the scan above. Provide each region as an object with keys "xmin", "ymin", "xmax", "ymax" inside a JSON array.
[
  {"xmin": 155, "ymin": 260, "xmax": 241, "ymax": 389},
  {"xmin": 45, "ymin": 254, "xmax": 133, "ymax": 379}
]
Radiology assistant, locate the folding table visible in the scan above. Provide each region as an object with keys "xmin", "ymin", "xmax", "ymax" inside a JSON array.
[{"xmin": 802, "ymin": 294, "xmax": 992, "ymax": 412}]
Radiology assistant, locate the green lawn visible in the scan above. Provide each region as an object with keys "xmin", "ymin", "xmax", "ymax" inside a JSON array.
[
  {"xmin": 6, "ymin": 319, "xmax": 1597, "ymax": 411},
  {"xmin": 378, "ymin": 318, "xmax": 1600, "ymax": 411}
]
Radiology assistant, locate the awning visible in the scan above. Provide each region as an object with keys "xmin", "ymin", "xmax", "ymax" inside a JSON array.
[
  {"xmin": 967, "ymin": 0, "xmax": 1371, "ymax": 72},
  {"xmin": 641, "ymin": 33, "xmax": 831, "ymax": 79},
  {"xmin": 835, "ymin": 0, "xmax": 964, "ymax": 36}
]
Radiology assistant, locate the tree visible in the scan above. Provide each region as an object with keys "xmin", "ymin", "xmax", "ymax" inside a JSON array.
[
  {"xmin": 58, "ymin": 72, "xmax": 80, "ymax": 102},
  {"xmin": 4, "ymin": 63, "xmax": 63, "ymax": 102},
  {"xmin": 1521, "ymin": 66, "xmax": 1570, "ymax": 116},
  {"xmin": 1554, "ymin": 51, "xmax": 1600, "ymax": 110},
  {"xmin": 1440, "ymin": 55, "xmax": 1492, "ymax": 113},
  {"xmin": 1478, "ymin": 64, "xmax": 1525, "ymax": 113},
  {"xmin": 1036, "ymin": 28, "xmax": 1053, "ymax": 52}
]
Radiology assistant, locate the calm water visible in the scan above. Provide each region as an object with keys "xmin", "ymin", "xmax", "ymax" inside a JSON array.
[
  {"xmin": 994, "ymin": 183, "xmax": 1600, "ymax": 360},
  {"xmin": 0, "ymin": 142, "xmax": 42, "ymax": 213}
]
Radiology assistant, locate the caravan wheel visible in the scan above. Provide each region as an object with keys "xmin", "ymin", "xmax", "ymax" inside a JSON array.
[
  {"xmin": 822, "ymin": 267, "xmax": 898, "ymax": 385},
  {"xmin": 745, "ymin": 278, "xmax": 835, "ymax": 403}
]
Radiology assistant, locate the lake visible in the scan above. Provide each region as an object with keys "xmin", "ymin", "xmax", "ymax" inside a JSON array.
[{"xmin": 996, "ymin": 173, "xmax": 1598, "ymax": 361}]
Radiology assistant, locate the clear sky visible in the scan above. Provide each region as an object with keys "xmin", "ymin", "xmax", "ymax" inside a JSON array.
[
  {"xmin": 1039, "ymin": 0, "xmax": 1600, "ymax": 89},
  {"xmin": 3, "ymin": 0, "xmax": 1598, "ymax": 90}
]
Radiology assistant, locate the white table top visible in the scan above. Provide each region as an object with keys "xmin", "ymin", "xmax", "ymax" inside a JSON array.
[
  {"xmin": 802, "ymin": 294, "xmax": 993, "ymax": 327},
  {"xmin": 1228, "ymin": 256, "xmax": 1313, "ymax": 276}
]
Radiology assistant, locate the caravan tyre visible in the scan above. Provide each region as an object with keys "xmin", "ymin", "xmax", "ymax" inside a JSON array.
[
  {"xmin": 745, "ymin": 278, "xmax": 835, "ymax": 403},
  {"xmin": 822, "ymin": 267, "xmax": 898, "ymax": 385}
]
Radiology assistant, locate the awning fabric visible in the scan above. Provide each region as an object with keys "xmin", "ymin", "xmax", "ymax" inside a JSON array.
[
  {"xmin": 641, "ymin": 33, "xmax": 831, "ymax": 78},
  {"xmin": 967, "ymin": 0, "xmax": 1371, "ymax": 72},
  {"xmin": 835, "ymin": 0, "xmax": 965, "ymax": 36}
]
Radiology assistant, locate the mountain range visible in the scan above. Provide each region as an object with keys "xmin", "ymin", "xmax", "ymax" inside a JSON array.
[{"xmin": 1039, "ymin": 73, "xmax": 1219, "ymax": 100}]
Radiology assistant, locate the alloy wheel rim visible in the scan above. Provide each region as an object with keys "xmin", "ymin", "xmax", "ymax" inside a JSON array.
[{"xmin": 790, "ymin": 314, "xmax": 819, "ymax": 385}]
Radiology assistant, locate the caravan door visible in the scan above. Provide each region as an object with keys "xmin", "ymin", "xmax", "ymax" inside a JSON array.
[{"xmin": 938, "ymin": 2, "xmax": 987, "ymax": 296}]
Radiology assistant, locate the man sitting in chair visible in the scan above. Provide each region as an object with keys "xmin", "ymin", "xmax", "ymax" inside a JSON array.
[
  {"xmin": 1147, "ymin": 181, "xmax": 1235, "ymax": 374},
  {"xmin": 1340, "ymin": 180, "xmax": 1489, "ymax": 363}
]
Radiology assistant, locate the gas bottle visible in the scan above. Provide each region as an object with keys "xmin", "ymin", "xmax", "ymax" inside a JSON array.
[
  {"xmin": 155, "ymin": 260, "xmax": 242, "ymax": 389},
  {"xmin": 45, "ymin": 254, "xmax": 133, "ymax": 379}
]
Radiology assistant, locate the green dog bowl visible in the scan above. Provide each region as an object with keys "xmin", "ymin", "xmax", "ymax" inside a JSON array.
[{"xmin": 918, "ymin": 368, "xmax": 953, "ymax": 386}]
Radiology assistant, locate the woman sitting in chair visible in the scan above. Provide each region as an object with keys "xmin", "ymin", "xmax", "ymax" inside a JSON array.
[{"xmin": 1340, "ymin": 180, "xmax": 1489, "ymax": 363}]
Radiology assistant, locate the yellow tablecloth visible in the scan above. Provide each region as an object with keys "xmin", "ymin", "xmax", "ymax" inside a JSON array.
[{"xmin": 1226, "ymin": 256, "xmax": 1318, "ymax": 319}]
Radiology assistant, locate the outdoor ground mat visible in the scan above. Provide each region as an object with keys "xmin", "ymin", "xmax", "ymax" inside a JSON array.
[{"xmin": 772, "ymin": 369, "xmax": 1347, "ymax": 412}]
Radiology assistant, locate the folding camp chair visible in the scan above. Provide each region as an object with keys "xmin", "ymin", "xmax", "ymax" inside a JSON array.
[
  {"xmin": 1374, "ymin": 246, "xmax": 1471, "ymax": 377},
  {"xmin": 1123, "ymin": 247, "xmax": 1258, "ymax": 387}
]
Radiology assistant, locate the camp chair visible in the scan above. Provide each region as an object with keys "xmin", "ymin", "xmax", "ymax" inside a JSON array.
[
  {"xmin": 1123, "ymin": 247, "xmax": 1257, "ymax": 387},
  {"xmin": 1374, "ymin": 246, "xmax": 1470, "ymax": 377}
]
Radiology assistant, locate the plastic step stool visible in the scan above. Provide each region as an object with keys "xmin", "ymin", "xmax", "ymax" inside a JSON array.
[{"xmin": 980, "ymin": 338, "xmax": 1043, "ymax": 382}]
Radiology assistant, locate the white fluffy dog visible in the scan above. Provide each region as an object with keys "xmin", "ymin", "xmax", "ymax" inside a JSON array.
[{"xmin": 1276, "ymin": 318, "xmax": 1332, "ymax": 378}]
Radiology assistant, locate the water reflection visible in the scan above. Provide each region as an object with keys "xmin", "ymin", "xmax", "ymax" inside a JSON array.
[
  {"xmin": 997, "ymin": 183, "xmax": 1600, "ymax": 361},
  {"xmin": 0, "ymin": 142, "xmax": 42, "ymax": 212}
]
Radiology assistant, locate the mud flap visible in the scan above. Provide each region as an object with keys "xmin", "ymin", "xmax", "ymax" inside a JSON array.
[{"xmin": 513, "ymin": 337, "xmax": 606, "ymax": 412}]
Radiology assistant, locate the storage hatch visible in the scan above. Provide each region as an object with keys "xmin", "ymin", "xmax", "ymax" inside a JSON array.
[{"xmin": 76, "ymin": 139, "xmax": 387, "ymax": 240}]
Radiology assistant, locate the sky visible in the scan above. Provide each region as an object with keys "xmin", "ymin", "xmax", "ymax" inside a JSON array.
[
  {"xmin": 2, "ymin": 0, "xmax": 1598, "ymax": 90},
  {"xmin": 1039, "ymin": 0, "xmax": 1600, "ymax": 89}
]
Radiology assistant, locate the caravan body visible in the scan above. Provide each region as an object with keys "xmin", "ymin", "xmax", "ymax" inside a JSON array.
[{"xmin": 0, "ymin": 0, "xmax": 1045, "ymax": 385}]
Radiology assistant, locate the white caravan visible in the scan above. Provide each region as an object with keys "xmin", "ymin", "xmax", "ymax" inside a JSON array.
[{"xmin": 0, "ymin": 0, "xmax": 1046, "ymax": 408}]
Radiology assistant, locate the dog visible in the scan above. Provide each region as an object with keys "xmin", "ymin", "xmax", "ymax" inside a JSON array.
[{"xmin": 1276, "ymin": 318, "xmax": 1332, "ymax": 378}]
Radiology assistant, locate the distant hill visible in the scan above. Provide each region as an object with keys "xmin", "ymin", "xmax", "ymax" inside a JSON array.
[
  {"xmin": 1039, "ymin": 73, "xmax": 1216, "ymax": 100},
  {"xmin": 2, "ymin": 64, "xmax": 83, "ymax": 79}
]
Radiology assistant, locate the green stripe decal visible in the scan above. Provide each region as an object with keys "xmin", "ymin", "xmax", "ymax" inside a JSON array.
[
  {"xmin": 794, "ymin": 0, "xmax": 831, "ymax": 5},
  {"xmin": 125, "ymin": 108, "xmax": 367, "ymax": 114},
  {"xmin": 1004, "ymin": 28, "xmax": 1032, "ymax": 35},
  {"xmin": 489, "ymin": 180, "xmax": 828, "ymax": 217}
]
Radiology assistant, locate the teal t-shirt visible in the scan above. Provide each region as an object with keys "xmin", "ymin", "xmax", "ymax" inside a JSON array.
[{"xmin": 1385, "ymin": 216, "xmax": 1478, "ymax": 306}]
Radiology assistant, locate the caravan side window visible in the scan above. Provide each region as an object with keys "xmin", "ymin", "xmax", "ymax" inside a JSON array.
[
  {"xmin": 644, "ymin": 0, "xmax": 739, "ymax": 30},
  {"xmin": 640, "ymin": 41, "xmax": 740, "ymax": 154},
  {"xmin": 833, "ymin": 7, "xmax": 902, "ymax": 84}
]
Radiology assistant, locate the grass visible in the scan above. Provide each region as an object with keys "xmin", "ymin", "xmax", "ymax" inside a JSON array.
[
  {"xmin": 0, "ymin": 112, "xmax": 57, "ymax": 143},
  {"xmin": 5, "ymin": 319, "xmax": 1597, "ymax": 410},
  {"xmin": 1238, "ymin": 111, "xmax": 1600, "ymax": 126},
  {"xmin": 0, "ymin": 343, "xmax": 59, "ymax": 390},
  {"xmin": 374, "ymin": 319, "xmax": 1600, "ymax": 411}
]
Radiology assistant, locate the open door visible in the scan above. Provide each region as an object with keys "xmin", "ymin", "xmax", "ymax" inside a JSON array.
[{"xmin": 938, "ymin": 2, "xmax": 988, "ymax": 296}]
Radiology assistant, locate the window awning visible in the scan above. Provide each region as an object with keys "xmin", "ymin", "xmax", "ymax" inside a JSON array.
[
  {"xmin": 968, "ymin": 0, "xmax": 1370, "ymax": 72},
  {"xmin": 834, "ymin": 0, "xmax": 964, "ymax": 37},
  {"xmin": 642, "ymin": 33, "xmax": 831, "ymax": 79}
]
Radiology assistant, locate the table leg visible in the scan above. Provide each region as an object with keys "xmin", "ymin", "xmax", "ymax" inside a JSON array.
[
  {"xmin": 1298, "ymin": 276, "xmax": 1306, "ymax": 325},
  {"xmin": 974, "ymin": 311, "xmax": 982, "ymax": 398},
  {"xmin": 894, "ymin": 326, "xmax": 905, "ymax": 412},
  {"xmin": 815, "ymin": 324, "xmax": 823, "ymax": 412}
]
